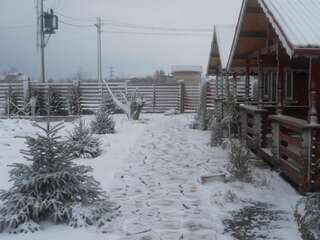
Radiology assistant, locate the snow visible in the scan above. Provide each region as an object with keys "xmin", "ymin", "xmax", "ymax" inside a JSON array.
[
  {"xmin": 0, "ymin": 114, "xmax": 303, "ymax": 239},
  {"xmin": 258, "ymin": 0, "xmax": 320, "ymax": 56}
]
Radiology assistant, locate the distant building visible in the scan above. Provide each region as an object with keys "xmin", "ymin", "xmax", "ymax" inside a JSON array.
[
  {"xmin": 0, "ymin": 73, "xmax": 30, "ymax": 82},
  {"xmin": 171, "ymin": 65, "xmax": 202, "ymax": 84}
]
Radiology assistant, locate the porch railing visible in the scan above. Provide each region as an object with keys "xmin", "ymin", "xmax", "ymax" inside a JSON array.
[{"xmin": 270, "ymin": 115, "xmax": 320, "ymax": 192}]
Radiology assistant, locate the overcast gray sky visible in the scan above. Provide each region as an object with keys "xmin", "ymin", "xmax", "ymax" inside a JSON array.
[{"xmin": 0, "ymin": 0, "xmax": 241, "ymax": 80}]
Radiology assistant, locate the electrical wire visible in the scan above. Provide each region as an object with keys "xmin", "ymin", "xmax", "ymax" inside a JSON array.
[
  {"xmin": 102, "ymin": 30, "xmax": 211, "ymax": 37},
  {"xmin": 59, "ymin": 19, "xmax": 93, "ymax": 28},
  {"xmin": 0, "ymin": 24, "xmax": 35, "ymax": 30},
  {"xmin": 55, "ymin": 11, "xmax": 213, "ymax": 33}
]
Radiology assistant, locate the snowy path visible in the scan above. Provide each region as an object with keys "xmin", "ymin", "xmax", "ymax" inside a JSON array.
[{"xmin": 108, "ymin": 115, "xmax": 221, "ymax": 239}]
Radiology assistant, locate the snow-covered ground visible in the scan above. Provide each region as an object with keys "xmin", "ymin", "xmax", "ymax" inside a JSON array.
[{"xmin": 0, "ymin": 114, "xmax": 302, "ymax": 239}]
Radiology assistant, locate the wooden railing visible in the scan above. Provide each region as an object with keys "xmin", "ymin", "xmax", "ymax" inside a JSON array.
[{"xmin": 270, "ymin": 115, "xmax": 320, "ymax": 192}]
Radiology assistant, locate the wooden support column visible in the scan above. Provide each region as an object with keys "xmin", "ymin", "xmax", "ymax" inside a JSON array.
[
  {"xmin": 233, "ymin": 73, "xmax": 237, "ymax": 99},
  {"xmin": 245, "ymin": 59, "xmax": 250, "ymax": 104},
  {"xmin": 257, "ymin": 52, "xmax": 264, "ymax": 109},
  {"xmin": 308, "ymin": 57, "xmax": 319, "ymax": 124},
  {"xmin": 276, "ymin": 43, "xmax": 285, "ymax": 115}
]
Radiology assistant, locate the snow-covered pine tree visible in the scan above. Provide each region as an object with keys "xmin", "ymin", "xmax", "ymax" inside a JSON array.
[
  {"xmin": 100, "ymin": 93, "xmax": 116, "ymax": 114},
  {"xmin": 68, "ymin": 84, "xmax": 81, "ymax": 116},
  {"xmin": 46, "ymin": 88, "xmax": 66, "ymax": 116},
  {"xmin": 68, "ymin": 119, "xmax": 101, "ymax": 159},
  {"xmin": 0, "ymin": 122, "xmax": 111, "ymax": 233},
  {"xmin": 91, "ymin": 109, "xmax": 115, "ymax": 134}
]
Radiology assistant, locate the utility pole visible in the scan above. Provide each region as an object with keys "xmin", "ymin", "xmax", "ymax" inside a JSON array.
[
  {"xmin": 95, "ymin": 17, "xmax": 103, "ymax": 83},
  {"xmin": 36, "ymin": 1, "xmax": 58, "ymax": 82},
  {"xmin": 37, "ymin": 0, "xmax": 46, "ymax": 83}
]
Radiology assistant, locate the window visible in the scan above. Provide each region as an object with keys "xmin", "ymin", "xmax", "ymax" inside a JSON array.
[{"xmin": 285, "ymin": 71, "xmax": 294, "ymax": 100}]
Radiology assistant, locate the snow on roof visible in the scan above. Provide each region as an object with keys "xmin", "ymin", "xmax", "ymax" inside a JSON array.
[
  {"xmin": 258, "ymin": 0, "xmax": 320, "ymax": 56},
  {"xmin": 215, "ymin": 25, "xmax": 236, "ymax": 69},
  {"xmin": 171, "ymin": 65, "xmax": 202, "ymax": 73}
]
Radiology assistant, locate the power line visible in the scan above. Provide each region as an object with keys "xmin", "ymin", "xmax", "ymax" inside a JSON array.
[
  {"xmin": 0, "ymin": 24, "xmax": 35, "ymax": 30},
  {"xmin": 102, "ymin": 21, "xmax": 213, "ymax": 33},
  {"xmin": 102, "ymin": 30, "xmax": 211, "ymax": 37},
  {"xmin": 59, "ymin": 19, "xmax": 93, "ymax": 28},
  {"xmin": 55, "ymin": 11, "xmax": 213, "ymax": 33}
]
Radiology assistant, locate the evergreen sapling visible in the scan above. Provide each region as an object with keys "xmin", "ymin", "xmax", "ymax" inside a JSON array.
[
  {"xmin": 67, "ymin": 119, "xmax": 101, "ymax": 159},
  {"xmin": 0, "ymin": 122, "xmax": 114, "ymax": 233},
  {"xmin": 91, "ymin": 110, "xmax": 115, "ymax": 134}
]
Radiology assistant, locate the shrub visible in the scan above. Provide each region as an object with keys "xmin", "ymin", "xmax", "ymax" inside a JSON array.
[
  {"xmin": 226, "ymin": 140, "xmax": 252, "ymax": 182},
  {"xmin": 67, "ymin": 119, "xmax": 101, "ymax": 159},
  {"xmin": 0, "ymin": 122, "xmax": 111, "ymax": 233},
  {"xmin": 91, "ymin": 110, "xmax": 115, "ymax": 134},
  {"xmin": 295, "ymin": 193, "xmax": 320, "ymax": 240}
]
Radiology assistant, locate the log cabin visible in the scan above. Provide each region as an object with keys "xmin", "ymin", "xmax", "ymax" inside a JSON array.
[{"xmin": 227, "ymin": 0, "xmax": 320, "ymax": 193}]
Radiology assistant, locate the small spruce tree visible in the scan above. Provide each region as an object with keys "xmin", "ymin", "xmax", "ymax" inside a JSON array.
[
  {"xmin": 91, "ymin": 110, "xmax": 115, "ymax": 134},
  {"xmin": 68, "ymin": 84, "xmax": 81, "ymax": 116},
  {"xmin": 68, "ymin": 119, "xmax": 101, "ymax": 159},
  {"xmin": 100, "ymin": 93, "xmax": 116, "ymax": 114},
  {"xmin": 46, "ymin": 88, "xmax": 66, "ymax": 116},
  {"xmin": 0, "ymin": 122, "xmax": 110, "ymax": 233}
]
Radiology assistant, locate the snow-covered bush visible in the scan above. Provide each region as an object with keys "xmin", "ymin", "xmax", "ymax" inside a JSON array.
[
  {"xmin": 221, "ymin": 96, "xmax": 240, "ymax": 138},
  {"xmin": 100, "ymin": 93, "xmax": 117, "ymax": 114},
  {"xmin": 46, "ymin": 88, "xmax": 66, "ymax": 116},
  {"xmin": 295, "ymin": 193, "xmax": 320, "ymax": 240},
  {"xmin": 0, "ymin": 122, "xmax": 111, "ymax": 233},
  {"xmin": 227, "ymin": 140, "xmax": 252, "ymax": 182},
  {"xmin": 68, "ymin": 84, "xmax": 81, "ymax": 116},
  {"xmin": 126, "ymin": 91, "xmax": 145, "ymax": 120},
  {"xmin": 67, "ymin": 119, "xmax": 101, "ymax": 159},
  {"xmin": 210, "ymin": 118, "xmax": 223, "ymax": 146},
  {"xmin": 91, "ymin": 110, "xmax": 115, "ymax": 134}
]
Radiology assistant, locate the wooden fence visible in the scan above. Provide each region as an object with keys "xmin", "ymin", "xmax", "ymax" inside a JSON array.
[{"xmin": 0, "ymin": 77, "xmax": 253, "ymax": 116}]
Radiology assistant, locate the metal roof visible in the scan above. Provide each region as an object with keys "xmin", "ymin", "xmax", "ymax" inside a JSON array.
[
  {"xmin": 171, "ymin": 65, "xmax": 202, "ymax": 73},
  {"xmin": 258, "ymin": 0, "xmax": 320, "ymax": 56}
]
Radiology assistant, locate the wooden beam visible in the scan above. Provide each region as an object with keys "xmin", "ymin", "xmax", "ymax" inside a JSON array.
[
  {"xmin": 240, "ymin": 31, "xmax": 267, "ymax": 38},
  {"xmin": 257, "ymin": 51, "xmax": 264, "ymax": 108},
  {"xmin": 308, "ymin": 57, "xmax": 319, "ymax": 124},
  {"xmin": 276, "ymin": 42, "xmax": 285, "ymax": 115},
  {"xmin": 247, "ymin": 7, "xmax": 264, "ymax": 14},
  {"xmin": 245, "ymin": 59, "xmax": 250, "ymax": 104}
]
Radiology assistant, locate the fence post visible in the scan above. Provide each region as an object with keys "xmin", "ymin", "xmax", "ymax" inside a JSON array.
[
  {"xmin": 152, "ymin": 84, "xmax": 156, "ymax": 113},
  {"xmin": 179, "ymin": 80, "xmax": 185, "ymax": 113},
  {"xmin": 199, "ymin": 80, "xmax": 208, "ymax": 130}
]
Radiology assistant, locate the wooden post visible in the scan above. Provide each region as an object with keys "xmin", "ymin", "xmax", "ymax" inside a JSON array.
[
  {"xmin": 308, "ymin": 57, "xmax": 319, "ymax": 125},
  {"xmin": 199, "ymin": 80, "xmax": 208, "ymax": 130},
  {"xmin": 179, "ymin": 80, "xmax": 185, "ymax": 113},
  {"xmin": 257, "ymin": 52, "xmax": 264, "ymax": 109},
  {"xmin": 152, "ymin": 84, "xmax": 156, "ymax": 113},
  {"xmin": 245, "ymin": 59, "xmax": 250, "ymax": 104},
  {"xmin": 276, "ymin": 43, "xmax": 285, "ymax": 115},
  {"xmin": 233, "ymin": 73, "xmax": 237, "ymax": 100}
]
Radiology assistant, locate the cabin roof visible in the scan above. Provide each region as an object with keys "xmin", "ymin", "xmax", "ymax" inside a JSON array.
[
  {"xmin": 206, "ymin": 25, "xmax": 236, "ymax": 75},
  {"xmin": 227, "ymin": 0, "xmax": 320, "ymax": 71},
  {"xmin": 259, "ymin": 0, "xmax": 320, "ymax": 55}
]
